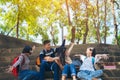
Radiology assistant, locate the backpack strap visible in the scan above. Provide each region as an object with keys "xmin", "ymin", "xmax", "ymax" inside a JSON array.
[
  {"xmin": 92, "ymin": 57, "xmax": 96, "ymax": 70},
  {"xmin": 42, "ymin": 48, "xmax": 55, "ymax": 55},
  {"xmin": 51, "ymin": 48, "xmax": 55, "ymax": 54},
  {"xmin": 42, "ymin": 49, "xmax": 46, "ymax": 55},
  {"xmin": 92, "ymin": 57, "xmax": 95, "ymax": 65},
  {"xmin": 19, "ymin": 55, "xmax": 25, "ymax": 70},
  {"xmin": 21, "ymin": 55, "xmax": 25, "ymax": 65}
]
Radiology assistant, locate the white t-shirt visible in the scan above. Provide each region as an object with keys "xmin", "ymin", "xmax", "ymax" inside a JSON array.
[{"xmin": 80, "ymin": 57, "xmax": 95, "ymax": 71}]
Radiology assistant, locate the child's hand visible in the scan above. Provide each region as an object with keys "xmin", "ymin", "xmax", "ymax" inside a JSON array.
[
  {"xmin": 53, "ymin": 57, "xmax": 60, "ymax": 60},
  {"xmin": 44, "ymin": 56, "xmax": 54, "ymax": 62},
  {"xmin": 71, "ymin": 42, "xmax": 75, "ymax": 45},
  {"xmin": 95, "ymin": 54, "xmax": 109, "ymax": 60},
  {"xmin": 74, "ymin": 54, "xmax": 81, "ymax": 57},
  {"xmin": 7, "ymin": 66, "xmax": 14, "ymax": 73},
  {"xmin": 32, "ymin": 45, "xmax": 36, "ymax": 50},
  {"xmin": 63, "ymin": 36, "xmax": 66, "ymax": 39},
  {"xmin": 103, "ymin": 54, "xmax": 109, "ymax": 60}
]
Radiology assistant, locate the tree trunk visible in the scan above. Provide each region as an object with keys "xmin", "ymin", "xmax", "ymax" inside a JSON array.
[
  {"xmin": 7, "ymin": 25, "xmax": 16, "ymax": 36},
  {"xmin": 77, "ymin": 38, "xmax": 80, "ymax": 44},
  {"xmin": 96, "ymin": 0, "xmax": 101, "ymax": 43},
  {"xmin": 111, "ymin": 0, "xmax": 118, "ymax": 45},
  {"xmin": 92, "ymin": 7, "xmax": 97, "ymax": 42},
  {"xmin": 71, "ymin": 27, "xmax": 75, "ymax": 42},
  {"xmin": 92, "ymin": 0, "xmax": 101, "ymax": 43},
  {"xmin": 66, "ymin": 0, "xmax": 75, "ymax": 42},
  {"xmin": 50, "ymin": 26, "xmax": 56, "ymax": 46},
  {"xmin": 104, "ymin": 0, "xmax": 107, "ymax": 44},
  {"xmin": 65, "ymin": 0, "xmax": 71, "ymax": 26},
  {"xmin": 16, "ymin": 2, "xmax": 20, "ymax": 38},
  {"xmin": 16, "ymin": 15, "xmax": 19, "ymax": 38},
  {"xmin": 83, "ymin": 0, "xmax": 89, "ymax": 44}
]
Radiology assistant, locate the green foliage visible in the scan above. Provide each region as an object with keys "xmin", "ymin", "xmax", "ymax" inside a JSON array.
[
  {"xmin": 118, "ymin": 35, "xmax": 120, "ymax": 46},
  {"xmin": 0, "ymin": 0, "xmax": 119, "ymax": 45}
]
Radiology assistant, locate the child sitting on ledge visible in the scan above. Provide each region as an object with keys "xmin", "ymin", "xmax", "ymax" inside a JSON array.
[{"xmin": 77, "ymin": 47, "xmax": 103, "ymax": 80}]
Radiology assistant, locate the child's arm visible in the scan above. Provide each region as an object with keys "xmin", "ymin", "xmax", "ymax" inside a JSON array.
[
  {"xmin": 60, "ymin": 36, "xmax": 66, "ymax": 47},
  {"xmin": 95, "ymin": 54, "xmax": 109, "ymax": 63},
  {"xmin": 66, "ymin": 43, "xmax": 75, "ymax": 56},
  {"xmin": 55, "ymin": 36, "xmax": 66, "ymax": 53},
  {"xmin": 54, "ymin": 36, "xmax": 66, "ymax": 69},
  {"xmin": 55, "ymin": 59, "xmax": 64, "ymax": 70},
  {"xmin": 8, "ymin": 55, "xmax": 24, "ymax": 72},
  {"xmin": 74, "ymin": 54, "xmax": 86, "ymax": 62}
]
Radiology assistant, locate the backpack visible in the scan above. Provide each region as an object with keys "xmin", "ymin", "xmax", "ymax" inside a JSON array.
[
  {"xmin": 72, "ymin": 59, "xmax": 83, "ymax": 66},
  {"xmin": 11, "ymin": 55, "xmax": 25, "ymax": 77},
  {"xmin": 36, "ymin": 56, "xmax": 40, "ymax": 66},
  {"xmin": 36, "ymin": 49, "xmax": 55, "ymax": 66}
]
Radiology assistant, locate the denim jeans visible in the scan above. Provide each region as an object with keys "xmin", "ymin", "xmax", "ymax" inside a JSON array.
[
  {"xmin": 77, "ymin": 70, "xmax": 103, "ymax": 80},
  {"xmin": 62, "ymin": 64, "xmax": 76, "ymax": 77},
  {"xmin": 39, "ymin": 60, "xmax": 60, "ymax": 80},
  {"xmin": 18, "ymin": 70, "xmax": 39, "ymax": 80}
]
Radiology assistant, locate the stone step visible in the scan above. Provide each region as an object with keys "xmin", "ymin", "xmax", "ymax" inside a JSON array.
[
  {"xmin": 0, "ymin": 73, "xmax": 120, "ymax": 80},
  {"xmin": 72, "ymin": 47, "xmax": 120, "ymax": 51},
  {"xmin": 1, "ymin": 55, "xmax": 120, "ymax": 64},
  {"xmin": 0, "ymin": 51, "xmax": 40, "ymax": 57},
  {"xmin": 0, "ymin": 55, "xmax": 120, "ymax": 66},
  {"xmin": 1, "ymin": 65, "xmax": 120, "ymax": 77},
  {"xmin": 0, "ymin": 47, "xmax": 42, "ymax": 53},
  {"xmin": 0, "ymin": 71, "xmax": 55, "ymax": 80},
  {"xmin": 1, "ymin": 51, "xmax": 120, "ymax": 60},
  {"xmin": 0, "ymin": 64, "xmax": 36, "ymax": 72},
  {"xmin": 0, "ymin": 73, "xmax": 16, "ymax": 80},
  {"xmin": 0, "ymin": 44, "xmax": 120, "ymax": 53},
  {"xmin": 1, "ymin": 50, "xmax": 120, "ymax": 56},
  {"xmin": 73, "ymin": 51, "xmax": 120, "ymax": 54},
  {"xmin": 103, "ymin": 77, "xmax": 120, "ymax": 80},
  {"xmin": 1, "ymin": 60, "xmax": 120, "ymax": 68},
  {"xmin": 0, "ymin": 46, "xmax": 120, "ymax": 56},
  {"xmin": 103, "ymin": 70, "xmax": 120, "ymax": 77},
  {"xmin": 96, "ymin": 62, "xmax": 120, "ymax": 70}
]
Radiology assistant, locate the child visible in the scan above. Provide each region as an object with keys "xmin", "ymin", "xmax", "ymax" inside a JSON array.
[
  {"xmin": 77, "ymin": 47, "xmax": 103, "ymax": 80},
  {"xmin": 60, "ymin": 38, "xmax": 76, "ymax": 80},
  {"xmin": 8, "ymin": 46, "xmax": 39, "ymax": 80},
  {"xmin": 39, "ymin": 40, "xmax": 60, "ymax": 80}
]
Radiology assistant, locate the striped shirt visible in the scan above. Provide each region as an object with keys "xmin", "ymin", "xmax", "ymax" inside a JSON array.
[{"xmin": 13, "ymin": 54, "xmax": 30, "ymax": 70}]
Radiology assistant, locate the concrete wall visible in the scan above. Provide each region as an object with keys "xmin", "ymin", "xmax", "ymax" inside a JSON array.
[{"xmin": 0, "ymin": 34, "xmax": 41, "ymax": 48}]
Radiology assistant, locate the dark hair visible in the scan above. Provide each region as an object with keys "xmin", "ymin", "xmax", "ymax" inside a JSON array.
[
  {"xmin": 89, "ymin": 48, "xmax": 96, "ymax": 57},
  {"xmin": 56, "ymin": 46, "xmax": 66, "ymax": 65},
  {"xmin": 43, "ymin": 40, "xmax": 50, "ymax": 45},
  {"xmin": 22, "ymin": 46, "xmax": 32, "ymax": 53}
]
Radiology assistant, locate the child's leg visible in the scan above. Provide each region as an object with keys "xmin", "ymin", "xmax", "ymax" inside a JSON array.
[
  {"xmin": 77, "ymin": 70, "xmax": 91, "ymax": 80},
  {"xmin": 55, "ymin": 59, "xmax": 63, "ymax": 70},
  {"xmin": 62, "ymin": 75, "xmax": 66, "ymax": 80},
  {"xmin": 69, "ymin": 64, "xmax": 76, "ymax": 80},
  {"xmin": 62, "ymin": 64, "xmax": 69, "ymax": 80},
  {"xmin": 90, "ymin": 70, "xmax": 103, "ymax": 79},
  {"xmin": 35, "ymin": 65, "xmax": 40, "ymax": 72},
  {"xmin": 21, "ymin": 70, "xmax": 39, "ymax": 80},
  {"xmin": 72, "ymin": 75, "xmax": 76, "ymax": 80},
  {"xmin": 89, "ymin": 70, "xmax": 103, "ymax": 80}
]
